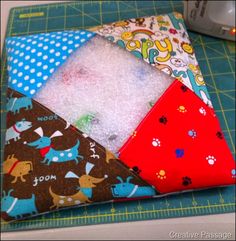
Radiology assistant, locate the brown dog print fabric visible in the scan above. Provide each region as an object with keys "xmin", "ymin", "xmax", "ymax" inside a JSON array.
[{"xmin": 1, "ymin": 88, "xmax": 157, "ymax": 222}]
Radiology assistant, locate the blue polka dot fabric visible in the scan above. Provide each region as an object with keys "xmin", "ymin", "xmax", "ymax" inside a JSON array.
[{"xmin": 6, "ymin": 30, "xmax": 95, "ymax": 97}]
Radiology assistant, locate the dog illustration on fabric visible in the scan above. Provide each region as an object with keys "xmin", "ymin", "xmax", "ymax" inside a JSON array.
[
  {"xmin": 111, "ymin": 176, "xmax": 156, "ymax": 198},
  {"xmin": 7, "ymin": 95, "xmax": 33, "ymax": 114},
  {"xmin": 1, "ymin": 190, "xmax": 38, "ymax": 219},
  {"xmin": 49, "ymin": 162, "xmax": 107, "ymax": 209},
  {"xmin": 5, "ymin": 119, "xmax": 32, "ymax": 144},
  {"xmin": 3, "ymin": 154, "xmax": 33, "ymax": 183},
  {"xmin": 27, "ymin": 127, "xmax": 83, "ymax": 165}
]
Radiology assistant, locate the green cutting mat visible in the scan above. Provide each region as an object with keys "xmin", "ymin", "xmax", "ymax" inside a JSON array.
[{"xmin": 1, "ymin": 0, "xmax": 235, "ymax": 232}]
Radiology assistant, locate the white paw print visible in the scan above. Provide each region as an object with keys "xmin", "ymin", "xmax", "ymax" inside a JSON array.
[
  {"xmin": 199, "ymin": 107, "xmax": 206, "ymax": 116},
  {"xmin": 206, "ymin": 155, "xmax": 216, "ymax": 165},
  {"xmin": 152, "ymin": 138, "xmax": 161, "ymax": 147}
]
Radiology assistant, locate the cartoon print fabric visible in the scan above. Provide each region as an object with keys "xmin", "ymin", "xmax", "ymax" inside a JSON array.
[
  {"xmin": 6, "ymin": 30, "xmax": 95, "ymax": 97},
  {"xmin": 119, "ymin": 80, "xmax": 235, "ymax": 194},
  {"xmin": 93, "ymin": 13, "xmax": 212, "ymax": 106},
  {"xmin": 2, "ymin": 89, "xmax": 156, "ymax": 222}
]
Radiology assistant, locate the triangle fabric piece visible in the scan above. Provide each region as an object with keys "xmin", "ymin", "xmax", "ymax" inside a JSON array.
[
  {"xmin": 1, "ymin": 88, "xmax": 156, "ymax": 222},
  {"xmin": 92, "ymin": 13, "xmax": 212, "ymax": 106},
  {"xmin": 6, "ymin": 30, "xmax": 95, "ymax": 97},
  {"xmin": 119, "ymin": 80, "xmax": 235, "ymax": 194}
]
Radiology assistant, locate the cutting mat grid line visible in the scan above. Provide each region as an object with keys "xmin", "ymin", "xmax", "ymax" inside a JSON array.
[{"xmin": 1, "ymin": 0, "xmax": 235, "ymax": 232}]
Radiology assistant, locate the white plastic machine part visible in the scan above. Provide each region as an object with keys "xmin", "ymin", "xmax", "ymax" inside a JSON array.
[{"xmin": 184, "ymin": 0, "xmax": 235, "ymax": 41}]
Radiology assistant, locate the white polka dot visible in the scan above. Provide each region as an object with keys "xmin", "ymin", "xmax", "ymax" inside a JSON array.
[
  {"xmin": 68, "ymin": 34, "xmax": 73, "ymax": 37},
  {"xmin": 55, "ymin": 43, "xmax": 61, "ymax": 47},
  {"xmin": 37, "ymin": 82, "xmax": 42, "ymax": 88},
  {"xmin": 49, "ymin": 68, "xmax": 54, "ymax": 73},
  {"xmin": 37, "ymin": 62, "xmax": 42, "ymax": 67},
  {"xmin": 12, "ymin": 79, "xmax": 17, "ymax": 84},
  {"xmin": 37, "ymin": 72, "xmax": 42, "ymax": 77},
  {"xmin": 81, "ymin": 39, "xmax": 85, "ymax": 43},
  {"xmin": 49, "ymin": 58, "xmax": 55, "ymax": 63},
  {"xmin": 52, "ymin": 156, "xmax": 58, "ymax": 162},
  {"xmin": 39, "ymin": 37, "xmax": 44, "ymax": 40},
  {"xmin": 43, "ymin": 55, "xmax": 48, "ymax": 60},
  {"xmin": 62, "ymin": 38, "xmax": 68, "ymax": 42},
  {"xmin": 75, "ymin": 44, "xmax": 80, "ymax": 48},
  {"xmin": 67, "ymin": 153, "xmax": 72, "ymax": 157},
  {"xmin": 43, "ymin": 75, "xmax": 48, "ymax": 80},
  {"xmin": 30, "ymin": 68, "xmax": 35, "ymax": 73},
  {"xmin": 67, "ymin": 198, "xmax": 72, "ymax": 202},
  {"xmin": 68, "ymin": 40, "xmax": 73, "ymax": 44},
  {"xmin": 25, "ymin": 55, "xmax": 30, "ymax": 60},
  {"xmin": 24, "ymin": 75, "xmax": 29, "ymax": 80},
  {"xmin": 59, "ymin": 200, "xmax": 64, "ymax": 204},
  {"xmin": 50, "ymin": 49, "xmax": 55, "ymax": 54},
  {"xmin": 62, "ymin": 46, "xmax": 67, "ymax": 50},
  {"xmin": 43, "ymin": 65, "xmax": 48, "ymax": 70},
  {"xmin": 26, "ymin": 46, "xmax": 31, "ymax": 51},
  {"xmin": 37, "ymin": 52, "xmax": 43, "ymax": 57},
  {"xmin": 20, "ymin": 44, "xmax": 25, "ymax": 48},
  {"xmin": 51, "ymin": 34, "xmax": 56, "ymax": 38},
  {"xmin": 56, "ymin": 36, "xmax": 61, "ymax": 39},
  {"xmin": 87, "ymin": 33, "xmax": 92, "ymax": 37},
  {"xmin": 45, "ymin": 33, "xmax": 50, "ymax": 36},
  {"xmin": 30, "ymin": 79, "xmax": 35, "ymax": 84},
  {"xmin": 27, "ymin": 39, "xmax": 32, "ymax": 43},
  {"xmin": 38, "ymin": 43, "xmax": 43, "ymax": 47},
  {"xmin": 25, "ymin": 65, "xmax": 30, "ymax": 70},
  {"xmin": 12, "ymin": 69, "xmax": 17, "ymax": 74},
  {"xmin": 81, "ymin": 31, "xmax": 85, "ymax": 35},
  {"xmin": 75, "ymin": 36, "xmax": 80, "ymax": 40},
  {"xmin": 32, "ymin": 41, "xmax": 37, "ymax": 44},
  {"xmin": 62, "ymin": 56, "xmax": 67, "ymax": 60},
  {"xmin": 43, "ymin": 46, "xmax": 48, "ymax": 50},
  {"xmin": 50, "ymin": 40, "xmax": 55, "ymax": 44},
  {"xmin": 15, "ymin": 50, "xmax": 20, "ymax": 55},
  {"xmin": 18, "ymin": 72, "xmax": 23, "ymax": 77},
  {"xmin": 55, "ymin": 52, "xmax": 60, "ymax": 56},
  {"xmin": 68, "ymin": 49, "xmax": 73, "ymax": 54},
  {"xmin": 19, "ymin": 52, "xmax": 24, "ymax": 57},
  {"xmin": 74, "ymin": 200, "xmax": 80, "ymax": 204},
  {"xmin": 24, "ymin": 86, "xmax": 29, "ymax": 91},
  {"xmin": 17, "ymin": 82, "xmax": 23, "ymax": 87},
  {"xmin": 60, "ymin": 153, "xmax": 64, "ymax": 157},
  {"xmin": 18, "ymin": 62, "xmax": 23, "ymax": 67},
  {"xmin": 13, "ymin": 59, "xmax": 18, "ymax": 64},
  {"xmin": 30, "ymin": 58, "xmax": 36, "ymax": 63},
  {"xmin": 9, "ymin": 56, "xmax": 13, "ymax": 62},
  {"xmin": 31, "ymin": 49, "xmax": 36, "ymax": 53},
  {"xmin": 44, "ymin": 38, "xmax": 49, "ymax": 42},
  {"xmin": 55, "ymin": 62, "xmax": 60, "ymax": 66}
]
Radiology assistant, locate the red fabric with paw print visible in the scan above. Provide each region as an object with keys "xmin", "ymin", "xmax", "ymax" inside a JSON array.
[{"xmin": 119, "ymin": 80, "xmax": 235, "ymax": 194}]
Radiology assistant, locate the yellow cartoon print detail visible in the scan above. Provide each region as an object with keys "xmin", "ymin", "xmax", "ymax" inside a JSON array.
[
  {"xmin": 156, "ymin": 170, "xmax": 166, "ymax": 180},
  {"xmin": 177, "ymin": 105, "xmax": 187, "ymax": 113},
  {"xmin": 181, "ymin": 42, "xmax": 194, "ymax": 55}
]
